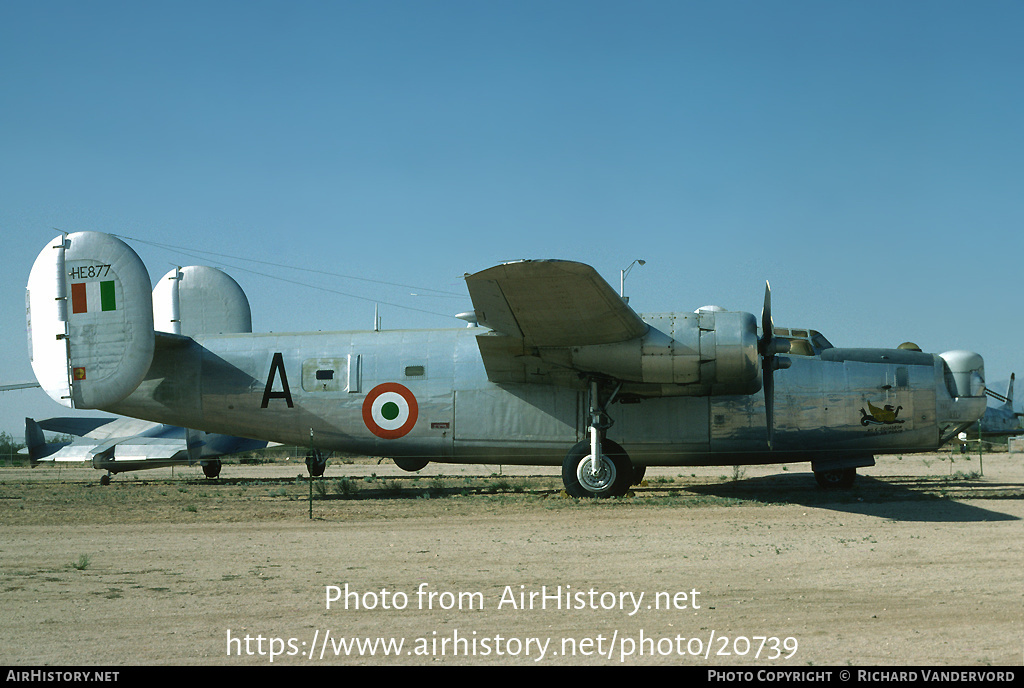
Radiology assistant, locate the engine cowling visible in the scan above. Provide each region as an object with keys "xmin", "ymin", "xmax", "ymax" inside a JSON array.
[{"xmin": 568, "ymin": 309, "xmax": 761, "ymax": 395}]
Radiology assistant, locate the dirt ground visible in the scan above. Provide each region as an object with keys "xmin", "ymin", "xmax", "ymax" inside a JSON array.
[{"xmin": 1, "ymin": 449, "xmax": 1021, "ymax": 667}]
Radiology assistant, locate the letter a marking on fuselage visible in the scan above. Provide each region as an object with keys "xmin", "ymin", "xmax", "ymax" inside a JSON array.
[{"xmin": 261, "ymin": 352, "xmax": 294, "ymax": 408}]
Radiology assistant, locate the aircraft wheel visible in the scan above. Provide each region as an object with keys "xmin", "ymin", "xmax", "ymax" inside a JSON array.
[
  {"xmin": 631, "ymin": 463, "xmax": 647, "ymax": 486},
  {"xmin": 814, "ymin": 467, "xmax": 856, "ymax": 489},
  {"xmin": 100, "ymin": 474, "xmax": 111, "ymax": 486},
  {"xmin": 562, "ymin": 439, "xmax": 632, "ymax": 498},
  {"xmin": 202, "ymin": 460, "xmax": 222, "ymax": 479},
  {"xmin": 395, "ymin": 458, "xmax": 429, "ymax": 472}
]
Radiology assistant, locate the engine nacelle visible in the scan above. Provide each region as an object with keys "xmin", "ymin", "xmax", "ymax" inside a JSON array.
[{"xmin": 569, "ymin": 310, "xmax": 761, "ymax": 395}]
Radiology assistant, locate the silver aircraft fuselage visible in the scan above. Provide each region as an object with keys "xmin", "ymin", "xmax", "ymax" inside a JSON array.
[{"xmin": 108, "ymin": 325, "xmax": 985, "ymax": 468}]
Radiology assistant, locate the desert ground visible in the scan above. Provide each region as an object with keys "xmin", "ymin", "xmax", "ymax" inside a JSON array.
[{"xmin": 1, "ymin": 448, "xmax": 1021, "ymax": 667}]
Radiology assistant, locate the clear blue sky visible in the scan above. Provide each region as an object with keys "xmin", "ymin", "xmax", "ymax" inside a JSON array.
[{"xmin": 2, "ymin": 1, "xmax": 1022, "ymax": 437}]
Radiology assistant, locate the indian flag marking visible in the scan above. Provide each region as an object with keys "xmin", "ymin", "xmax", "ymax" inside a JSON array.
[
  {"xmin": 362, "ymin": 382, "xmax": 418, "ymax": 439},
  {"xmin": 70, "ymin": 280, "xmax": 117, "ymax": 314}
]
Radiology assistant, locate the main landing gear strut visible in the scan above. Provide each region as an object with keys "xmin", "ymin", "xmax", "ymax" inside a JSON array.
[{"xmin": 561, "ymin": 380, "xmax": 638, "ymax": 498}]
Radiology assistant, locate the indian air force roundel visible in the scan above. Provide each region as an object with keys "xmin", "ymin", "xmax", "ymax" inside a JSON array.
[{"xmin": 362, "ymin": 383, "xmax": 419, "ymax": 439}]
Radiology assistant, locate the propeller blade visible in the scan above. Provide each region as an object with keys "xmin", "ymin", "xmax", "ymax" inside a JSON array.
[
  {"xmin": 760, "ymin": 281, "xmax": 774, "ymax": 448},
  {"xmin": 758, "ymin": 281, "xmax": 789, "ymax": 449},
  {"xmin": 761, "ymin": 281, "xmax": 773, "ymax": 348},
  {"xmin": 763, "ymin": 362, "xmax": 774, "ymax": 449}
]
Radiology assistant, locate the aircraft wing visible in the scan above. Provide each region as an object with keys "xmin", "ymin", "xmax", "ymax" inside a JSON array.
[
  {"xmin": 36, "ymin": 417, "xmax": 126, "ymax": 438},
  {"xmin": 29, "ymin": 443, "xmax": 97, "ymax": 462},
  {"xmin": 466, "ymin": 260, "xmax": 649, "ymax": 385},
  {"xmin": 978, "ymin": 428, "xmax": 1024, "ymax": 438},
  {"xmin": 88, "ymin": 436, "xmax": 191, "ymax": 461},
  {"xmin": 466, "ymin": 260, "xmax": 648, "ymax": 347},
  {"xmin": 33, "ymin": 436, "xmax": 190, "ymax": 463}
]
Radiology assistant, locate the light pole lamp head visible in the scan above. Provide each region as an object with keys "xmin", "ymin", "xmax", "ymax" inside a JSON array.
[{"xmin": 620, "ymin": 259, "xmax": 646, "ymax": 299}]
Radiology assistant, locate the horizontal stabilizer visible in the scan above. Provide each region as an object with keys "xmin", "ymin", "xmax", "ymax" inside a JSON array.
[{"xmin": 0, "ymin": 382, "xmax": 41, "ymax": 392}]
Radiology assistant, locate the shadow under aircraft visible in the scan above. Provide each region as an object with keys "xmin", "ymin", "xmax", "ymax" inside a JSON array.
[{"xmin": 686, "ymin": 472, "xmax": 1021, "ymax": 523}]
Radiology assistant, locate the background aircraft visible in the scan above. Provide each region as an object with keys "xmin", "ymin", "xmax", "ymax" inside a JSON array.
[
  {"xmin": 3, "ymin": 382, "xmax": 272, "ymax": 483},
  {"xmin": 24, "ymin": 232, "xmax": 989, "ymax": 497},
  {"xmin": 25, "ymin": 415, "xmax": 268, "ymax": 484},
  {"xmin": 975, "ymin": 374, "xmax": 1023, "ymax": 438}
]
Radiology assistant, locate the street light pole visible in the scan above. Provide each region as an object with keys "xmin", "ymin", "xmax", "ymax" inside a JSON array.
[{"xmin": 620, "ymin": 259, "xmax": 646, "ymax": 302}]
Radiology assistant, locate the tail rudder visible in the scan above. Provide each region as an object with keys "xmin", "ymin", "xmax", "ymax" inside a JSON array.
[
  {"xmin": 27, "ymin": 232, "xmax": 155, "ymax": 410},
  {"xmin": 152, "ymin": 265, "xmax": 252, "ymax": 336},
  {"xmin": 24, "ymin": 418, "xmax": 61, "ymax": 463},
  {"xmin": 24, "ymin": 418, "xmax": 45, "ymax": 462}
]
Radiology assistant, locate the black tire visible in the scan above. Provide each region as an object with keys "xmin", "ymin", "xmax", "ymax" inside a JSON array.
[
  {"xmin": 395, "ymin": 458, "xmax": 429, "ymax": 472},
  {"xmin": 202, "ymin": 459, "xmax": 222, "ymax": 479},
  {"xmin": 562, "ymin": 439, "xmax": 633, "ymax": 498},
  {"xmin": 814, "ymin": 467, "xmax": 856, "ymax": 489},
  {"xmin": 100, "ymin": 474, "xmax": 111, "ymax": 486},
  {"xmin": 631, "ymin": 463, "xmax": 647, "ymax": 486}
]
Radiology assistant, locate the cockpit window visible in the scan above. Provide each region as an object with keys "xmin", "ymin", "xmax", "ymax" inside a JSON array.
[
  {"xmin": 769, "ymin": 327, "xmax": 834, "ymax": 356},
  {"xmin": 809, "ymin": 331, "xmax": 833, "ymax": 351},
  {"xmin": 788, "ymin": 339, "xmax": 815, "ymax": 356}
]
